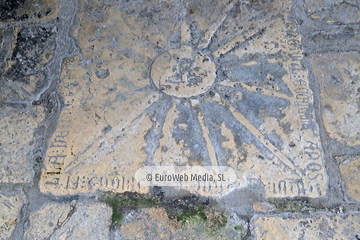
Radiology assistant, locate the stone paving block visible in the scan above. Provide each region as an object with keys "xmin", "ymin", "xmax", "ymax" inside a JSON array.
[
  {"xmin": 312, "ymin": 52, "xmax": 360, "ymax": 146},
  {"xmin": 24, "ymin": 202, "xmax": 111, "ymax": 240},
  {"xmin": 337, "ymin": 156, "xmax": 360, "ymax": 202},
  {"xmin": 0, "ymin": 105, "xmax": 45, "ymax": 183},
  {"xmin": 116, "ymin": 208, "xmax": 176, "ymax": 240},
  {"xmin": 0, "ymin": 26, "xmax": 56, "ymax": 102},
  {"xmin": 251, "ymin": 213, "xmax": 360, "ymax": 239},
  {"xmin": 305, "ymin": 0, "xmax": 360, "ymax": 24},
  {"xmin": 0, "ymin": 0, "xmax": 59, "ymax": 22},
  {"xmin": 116, "ymin": 207, "xmax": 247, "ymax": 240},
  {"xmin": 40, "ymin": 0, "xmax": 327, "ymax": 198},
  {"xmin": 0, "ymin": 191, "xmax": 26, "ymax": 240}
]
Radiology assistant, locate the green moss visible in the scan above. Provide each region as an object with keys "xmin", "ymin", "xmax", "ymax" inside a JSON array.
[
  {"xmin": 233, "ymin": 225, "xmax": 242, "ymax": 231},
  {"xmin": 102, "ymin": 193, "xmax": 228, "ymax": 234},
  {"xmin": 175, "ymin": 206, "xmax": 228, "ymax": 237},
  {"xmin": 176, "ymin": 206, "xmax": 207, "ymax": 226},
  {"xmin": 269, "ymin": 198, "xmax": 307, "ymax": 212},
  {"xmin": 102, "ymin": 195, "xmax": 124, "ymax": 226},
  {"xmin": 116, "ymin": 196, "xmax": 159, "ymax": 207},
  {"xmin": 102, "ymin": 193, "xmax": 159, "ymax": 227}
]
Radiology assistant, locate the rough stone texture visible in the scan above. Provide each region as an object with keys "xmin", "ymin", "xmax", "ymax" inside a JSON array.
[
  {"xmin": 305, "ymin": 0, "xmax": 360, "ymax": 24},
  {"xmin": 312, "ymin": 52, "xmax": 360, "ymax": 146},
  {"xmin": 116, "ymin": 207, "xmax": 247, "ymax": 240},
  {"xmin": 0, "ymin": 0, "xmax": 359, "ymax": 239},
  {"xmin": 0, "ymin": 0, "xmax": 58, "ymax": 22},
  {"xmin": 0, "ymin": 191, "xmax": 26, "ymax": 240},
  {"xmin": 0, "ymin": 25, "xmax": 57, "ymax": 102},
  {"xmin": 40, "ymin": 0, "xmax": 327, "ymax": 199},
  {"xmin": 251, "ymin": 213, "xmax": 360, "ymax": 239},
  {"xmin": 0, "ymin": 105, "xmax": 44, "ymax": 183},
  {"xmin": 116, "ymin": 208, "xmax": 177, "ymax": 239},
  {"xmin": 337, "ymin": 156, "xmax": 360, "ymax": 202},
  {"xmin": 252, "ymin": 202, "xmax": 276, "ymax": 213},
  {"xmin": 24, "ymin": 203, "xmax": 111, "ymax": 240}
]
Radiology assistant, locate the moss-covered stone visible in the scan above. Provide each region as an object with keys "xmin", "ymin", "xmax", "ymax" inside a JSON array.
[
  {"xmin": 175, "ymin": 206, "xmax": 208, "ymax": 226},
  {"xmin": 101, "ymin": 193, "xmax": 159, "ymax": 227},
  {"xmin": 101, "ymin": 192, "xmax": 228, "ymax": 234},
  {"xmin": 175, "ymin": 205, "xmax": 228, "ymax": 236},
  {"xmin": 268, "ymin": 198, "xmax": 311, "ymax": 212}
]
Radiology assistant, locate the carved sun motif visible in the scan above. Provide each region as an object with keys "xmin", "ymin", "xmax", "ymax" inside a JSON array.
[
  {"xmin": 41, "ymin": 0, "xmax": 327, "ymax": 198},
  {"xmin": 144, "ymin": 1, "xmax": 298, "ymax": 174}
]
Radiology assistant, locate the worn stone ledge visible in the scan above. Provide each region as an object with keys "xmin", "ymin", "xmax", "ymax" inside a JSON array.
[{"xmin": 251, "ymin": 212, "xmax": 360, "ymax": 239}]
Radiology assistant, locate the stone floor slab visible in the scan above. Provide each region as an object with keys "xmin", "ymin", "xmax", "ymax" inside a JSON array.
[
  {"xmin": 337, "ymin": 156, "xmax": 360, "ymax": 202},
  {"xmin": 0, "ymin": 105, "xmax": 44, "ymax": 183},
  {"xmin": 0, "ymin": 0, "xmax": 58, "ymax": 22},
  {"xmin": 116, "ymin": 207, "xmax": 246, "ymax": 240},
  {"xmin": 0, "ymin": 191, "xmax": 26, "ymax": 240},
  {"xmin": 305, "ymin": 0, "xmax": 360, "ymax": 24},
  {"xmin": 251, "ymin": 213, "xmax": 360, "ymax": 240},
  {"xmin": 0, "ymin": 25, "xmax": 56, "ymax": 102},
  {"xmin": 24, "ymin": 202, "xmax": 111, "ymax": 240},
  {"xmin": 312, "ymin": 52, "xmax": 360, "ymax": 146},
  {"xmin": 40, "ymin": 0, "xmax": 327, "ymax": 198}
]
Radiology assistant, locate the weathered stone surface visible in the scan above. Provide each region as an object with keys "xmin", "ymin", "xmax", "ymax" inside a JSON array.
[
  {"xmin": 252, "ymin": 202, "xmax": 276, "ymax": 213},
  {"xmin": 0, "ymin": 191, "xmax": 26, "ymax": 240},
  {"xmin": 40, "ymin": 0, "xmax": 327, "ymax": 198},
  {"xmin": 312, "ymin": 52, "xmax": 360, "ymax": 146},
  {"xmin": 0, "ymin": 0, "xmax": 58, "ymax": 21},
  {"xmin": 251, "ymin": 213, "xmax": 360, "ymax": 239},
  {"xmin": 116, "ymin": 207, "xmax": 176, "ymax": 239},
  {"xmin": 1, "ymin": 0, "xmax": 360, "ymax": 239},
  {"xmin": 305, "ymin": 0, "xmax": 360, "ymax": 24},
  {"xmin": 0, "ymin": 29, "xmax": 3, "ymax": 45},
  {"xmin": 300, "ymin": 25, "xmax": 360, "ymax": 54},
  {"xmin": 24, "ymin": 202, "xmax": 111, "ymax": 240},
  {"xmin": 0, "ymin": 26, "xmax": 57, "ymax": 102},
  {"xmin": 338, "ymin": 156, "xmax": 360, "ymax": 202},
  {"xmin": 0, "ymin": 105, "xmax": 45, "ymax": 183},
  {"xmin": 116, "ymin": 207, "xmax": 247, "ymax": 240}
]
